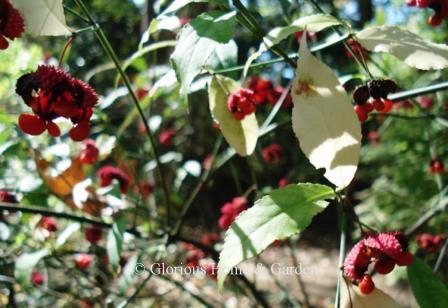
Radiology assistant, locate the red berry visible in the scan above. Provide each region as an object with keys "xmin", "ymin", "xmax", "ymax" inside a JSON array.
[
  {"xmin": 75, "ymin": 254, "xmax": 93, "ymax": 270},
  {"xmin": 18, "ymin": 114, "xmax": 47, "ymax": 136},
  {"xmin": 372, "ymin": 99, "xmax": 385, "ymax": 111},
  {"xmin": 378, "ymin": 99, "xmax": 393, "ymax": 113},
  {"xmin": 416, "ymin": 0, "xmax": 434, "ymax": 7},
  {"xmin": 85, "ymin": 225, "xmax": 102, "ymax": 244},
  {"xmin": 69, "ymin": 121, "xmax": 90, "ymax": 141},
  {"xmin": 396, "ymin": 252, "xmax": 413, "ymax": 266},
  {"xmin": 31, "ymin": 271, "xmax": 44, "ymax": 285},
  {"xmin": 374, "ymin": 258, "xmax": 395, "ymax": 274},
  {"xmin": 46, "ymin": 121, "xmax": 61, "ymax": 137},
  {"xmin": 428, "ymin": 14, "xmax": 442, "ymax": 26},
  {"xmin": 80, "ymin": 139, "xmax": 99, "ymax": 164},
  {"xmin": 354, "ymin": 105, "xmax": 368, "ymax": 122},
  {"xmin": 362, "ymin": 102, "xmax": 374, "ymax": 113},
  {"xmin": 359, "ymin": 274, "xmax": 375, "ymax": 294},
  {"xmin": 0, "ymin": 35, "xmax": 9, "ymax": 50},
  {"xmin": 41, "ymin": 216, "xmax": 58, "ymax": 232}
]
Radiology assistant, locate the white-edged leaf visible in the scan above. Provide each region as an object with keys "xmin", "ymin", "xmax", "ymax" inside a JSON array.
[
  {"xmin": 15, "ymin": 248, "xmax": 49, "ymax": 285},
  {"xmin": 341, "ymin": 280, "xmax": 401, "ymax": 308},
  {"xmin": 291, "ymin": 34, "xmax": 361, "ymax": 190},
  {"xmin": 208, "ymin": 75, "xmax": 258, "ymax": 156},
  {"xmin": 12, "ymin": 0, "xmax": 71, "ymax": 36},
  {"xmin": 107, "ymin": 216, "xmax": 126, "ymax": 271},
  {"xmin": 356, "ymin": 26, "xmax": 448, "ymax": 70},
  {"xmin": 171, "ymin": 11, "xmax": 236, "ymax": 96},
  {"xmin": 217, "ymin": 183, "xmax": 335, "ymax": 288}
]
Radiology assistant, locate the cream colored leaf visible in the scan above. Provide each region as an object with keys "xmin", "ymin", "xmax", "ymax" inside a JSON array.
[
  {"xmin": 356, "ymin": 26, "xmax": 448, "ymax": 70},
  {"xmin": 208, "ymin": 75, "xmax": 258, "ymax": 156},
  {"xmin": 341, "ymin": 280, "xmax": 401, "ymax": 308},
  {"xmin": 12, "ymin": 0, "xmax": 71, "ymax": 36},
  {"xmin": 291, "ymin": 34, "xmax": 361, "ymax": 190}
]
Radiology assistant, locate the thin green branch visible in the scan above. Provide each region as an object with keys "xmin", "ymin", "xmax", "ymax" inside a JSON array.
[
  {"xmin": 388, "ymin": 81, "xmax": 448, "ymax": 101},
  {"xmin": 73, "ymin": 0, "xmax": 172, "ymax": 231},
  {"xmin": 232, "ymin": 0, "xmax": 296, "ymax": 67},
  {"xmin": 335, "ymin": 194, "xmax": 347, "ymax": 308},
  {"xmin": 211, "ymin": 33, "xmax": 349, "ymax": 75}
]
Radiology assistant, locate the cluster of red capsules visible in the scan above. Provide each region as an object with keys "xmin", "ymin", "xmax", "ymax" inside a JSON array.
[
  {"xmin": 227, "ymin": 77, "xmax": 292, "ymax": 120},
  {"xmin": 16, "ymin": 65, "xmax": 98, "ymax": 141},
  {"xmin": 406, "ymin": 0, "xmax": 448, "ymax": 26},
  {"xmin": 0, "ymin": 0, "xmax": 24, "ymax": 50},
  {"xmin": 416, "ymin": 233, "xmax": 445, "ymax": 253},
  {"xmin": 428, "ymin": 158, "xmax": 445, "ymax": 174},
  {"xmin": 343, "ymin": 232, "xmax": 413, "ymax": 294},
  {"xmin": 352, "ymin": 79, "xmax": 398, "ymax": 122}
]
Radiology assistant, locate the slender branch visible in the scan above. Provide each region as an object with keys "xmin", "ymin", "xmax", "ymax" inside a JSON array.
[
  {"xmin": 335, "ymin": 194, "xmax": 347, "ymax": 308},
  {"xmin": 232, "ymin": 0, "xmax": 295, "ymax": 67},
  {"xmin": 0, "ymin": 202, "xmax": 141, "ymax": 236},
  {"xmin": 118, "ymin": 271, "xmax": 154, "ymax": 308},
  {"xmin": 171, "ymin": 136, "xmax": 223, "ymax": 236},
  {"xmin": 157, "ymin": 275, "xmax": 214, "ymax": 307},
  {"xmin": 287, "ymin": 241, "xmax": 310, "ymax": 308},
  {"xmin": 72, "ymin": 0, "xmax": 172, "ymax": 231},
  {"xmin": 434, "ymin": 239, "xmax": 448, "ymax": 272},
  {"xmin": 388, "ymin": 81, "xmax": 448, "ymax": 101},
  {"xmin": 305, "ymin": 0, "xmax": 373, "ymax": 79}
]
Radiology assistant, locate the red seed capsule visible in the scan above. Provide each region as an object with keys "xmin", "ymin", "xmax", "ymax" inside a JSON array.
[
  {"xmin": 374, "ymin": 258, "xmax": 396, "ymax": 274},
  {"xmin": 372, "ymin": 99, "xmax": 385, "ymax": 111},
  {"xmin": 18, "ymin": 114, "xmax": 47, "ymax": 136},
  {"xmin": 354, "ymin": 105, "xmax": 368, "ymax": 122},
  {"xmin": 359, "ymin": 274, "xmax": 375, "ymax": 294},
  {"xmin": 46, "ymin": 121, "xmax": 61, "ymax": 137},
  {"xmin": 69, "ymin": 121, "xmax": 90, "ymax": 141}
]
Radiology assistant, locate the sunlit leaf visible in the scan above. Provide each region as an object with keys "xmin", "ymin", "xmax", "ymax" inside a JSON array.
[
  {"xmin": 12, "ymin": 0, "xmax": 71, "ymax": 36},
  {"xmin": 356, "ymin": 26, "xmax": 448, "ymax": 70},
  {"xmin": 171, "ymin": 11, "xmax": 236, "ymax": 96},
  {"xmin": 217, "ymin": 183, "xmax": 335, "ymax": 288},
  {"xmin": 291, "ymin": 34, "xmax": 361, "ymax": 190},
  {"xmin": 208, "ymin": 75, "xmax": 258, "ymax": 156}
]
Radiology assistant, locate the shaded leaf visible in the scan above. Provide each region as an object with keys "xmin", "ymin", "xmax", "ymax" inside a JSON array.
[
  {"xmin": 107, "ymin": 216, "xmax": 127, "ymax": 270},
  {"xmin": 208, "ymin": 75, "xmax": 258, "ymax": 156},
  {"xmin": 161, "ymin": 0, "xmax": 228, "ymax": 15},
  {"xmin": 12, "ymin": 0, "xmax": 71, "ymax": 36},
  {"xmin": 217, "ymin": 183, "xmax": 335, "ymax": 288},
  {"xmin": 407, "ymin": 257, "xmax": 448, "ymax": 308},
  {"xmin": 56, "ymin": 223, "xmax": 81, "ymax": 248},
  {"xmin": 291, "ymin": 34, "xmax": 361, "ymax": 190},
  {"xmin": 356, "ymin": 26, "xmax": 448, "ymax": 70}
]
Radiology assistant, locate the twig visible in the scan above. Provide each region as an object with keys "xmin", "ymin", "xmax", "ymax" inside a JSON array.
[
  {"xmin": 157, "ymin": 275, "xmax": 214, "ymax": 307},
  {"xmin": 335, "ymin": 194, "xmax": 347, "ymax": 308},
  {"xmin": 287, "ymin": 241, "xmax": 310, "ymax": 308},
  {"xmin": 73, "ymin": 0, "xmax": 172, "ymax": 232},
  {"xmin": 434, "ymin": 239, "xmax": 448, "ymax": 272}
]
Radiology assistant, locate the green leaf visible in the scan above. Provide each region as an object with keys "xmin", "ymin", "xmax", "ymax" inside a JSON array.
[
  {"xmin": 171, "ymin": 11, "xmax": 236, "ymax": 96},
  {"xmin": 407, "ymin": 258, "xmax": 448, "ymax": 308},
  {"xmin": 217, "ymin": 183, "xmax": 335, "ymax": 288},
  {"xmin": 356, "ymin": 26, "xmax": 448, "ymax": 70},
  {"xmin": 15, "ymin": 248, "xmax": 49, "ymax": 285},
  {"xmin": 118, "ymin": 255, "xmax": 139, "ymax": 295},
  {"xmin": 107, "ymin": 216, "xmax": 127, "ymax": 271},
  {"xmin": 208, "ymin": 75, "xmax": 258, "ymax": 156}
]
